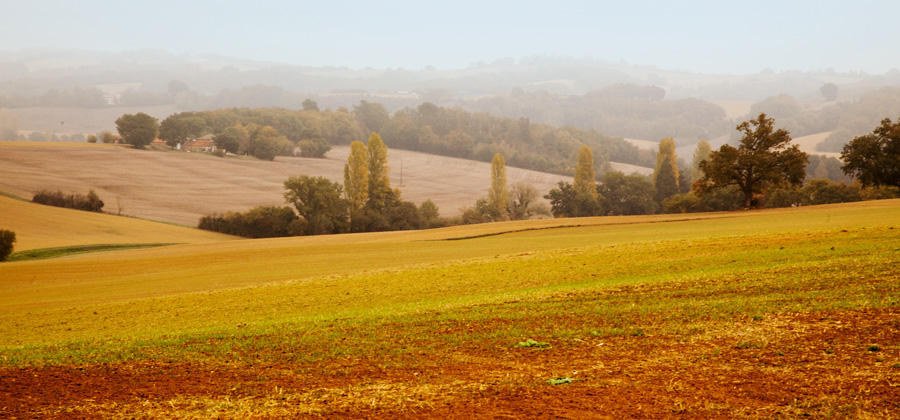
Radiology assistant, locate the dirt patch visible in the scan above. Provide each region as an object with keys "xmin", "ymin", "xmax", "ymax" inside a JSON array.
[{"xmin": 3, "ymin": 307, "xmax": 898, "ymax": 419}]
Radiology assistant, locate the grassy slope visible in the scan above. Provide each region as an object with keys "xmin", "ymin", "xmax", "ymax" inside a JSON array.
[
  {"xmin": 0, "ymin": 195, "xmax": 236, "ymax": 251},
  {"xmin": 0, "ymin": 199, "xmax": 898, "ymax": 364}
]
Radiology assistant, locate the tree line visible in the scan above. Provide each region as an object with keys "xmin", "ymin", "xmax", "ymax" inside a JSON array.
[
  {"xmin": 115, "ymin": 101, "xmax": 654, "ymax": 175},
  {"xmin": 543, "ymin": 114, "xmax": 899, "ymax": 217},
  {"xmin": 32, "ymin": 189, "xmax": 105, "ymax": 212}
]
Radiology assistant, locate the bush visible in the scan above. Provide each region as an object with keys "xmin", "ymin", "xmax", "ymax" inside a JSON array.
[
  {"xmin": 0, "ymin": 229, "xmax": 15, "ymax": 261},
  {"xmin": 32, "ymin": 189, "xmax": 104, "ymax": 212},
  {"xmin": 198, "ymin": 206, "xmax": 302, "ymax": 238},
  {"xmin": 297, "ymin": 139, "xmax": 332, "ymax": 158}
]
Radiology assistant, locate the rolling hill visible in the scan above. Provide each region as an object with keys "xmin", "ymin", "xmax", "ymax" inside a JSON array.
[
  {"xmin": 1, "ymin": 199, "xmax": 898, "ymax": 417},
  {"xmin": 0, "ymin": 194, "xmax": 235, "ymax": 251},
  {"xmin": 0, "ymin": 142, "xmax": 626, "ymax": 226}
]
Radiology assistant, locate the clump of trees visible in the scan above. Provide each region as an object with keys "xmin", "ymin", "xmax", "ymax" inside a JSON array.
[
  {"xmin": 0, "ymin": 229, "xmax": 15, "ymax": 262},
  {"xmin": 32, "ymin": 189, "xmax": 104, "ymax": 212},
  {"xmin": 148, "ymin": 100, "xmax": 652, "ymax": 175},
  {"xmin": 198, "ymin": 206, "xmax": 302, "ymax": 238},
  {"xmin": 545, "ymin": 114, "xmax": 819, "ymax": 217},
  {"xmin": 199, "ymin": 134, "xmax": 444, "ymax": 238},
  {"xmin": 460, "ymin": 153, "xmax": 550, "ymax": 223}
]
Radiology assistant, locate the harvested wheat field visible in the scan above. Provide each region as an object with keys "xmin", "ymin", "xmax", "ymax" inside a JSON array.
[
  {"xmin": 0, "ymin": 142, "xmax": 574, "ymax": 226},
  {"xmin": 1, "ymin": 200, "xmax": 899, "ymax": 418}
]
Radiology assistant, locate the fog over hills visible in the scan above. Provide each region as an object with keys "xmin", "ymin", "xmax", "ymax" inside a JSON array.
[{"xmin": 3, "ymin": 1, "xmax": 900, "ymax": 157}]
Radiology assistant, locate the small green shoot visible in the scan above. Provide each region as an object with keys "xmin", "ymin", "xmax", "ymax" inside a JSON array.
[
  {"xmin": 516, "ymin": 338, "xmax": 551, "ymax": 349},
  {"xmin": 868, "ymin": 344, "xmax": 881, "ymax": 352},
  {"xmin": 547, "ymin": 377, "xmax": 573, "ymax": 385}
]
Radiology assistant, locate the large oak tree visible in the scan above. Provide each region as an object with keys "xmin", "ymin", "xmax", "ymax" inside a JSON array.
[
  {"xmin": 841, "ymin": 117, "xmax": 900, "ymax": 189},
  {"xmin": 696, "ymin": 113, "xmax": 808, "ymax": 208}
]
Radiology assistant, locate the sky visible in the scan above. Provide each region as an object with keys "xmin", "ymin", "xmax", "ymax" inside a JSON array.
[{"xmin": 2, "ymin": 0, "xmax": 898, "ymax": 75}]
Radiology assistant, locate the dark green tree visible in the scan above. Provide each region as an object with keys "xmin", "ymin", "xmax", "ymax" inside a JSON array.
[
  {"xmin": 841, "ymin": 117, "xmax": 900, "ymax": 189},
  {"xmin": 598, "ymin": 171, "xmax": 659, "ymax": 215},
  {"xmin": 159, "ymin": 115, "xmax": 207, "ymax": 147},
  {"xmin": 214, "ymin": 125, "xmax": 248, "ymax": 154},
  {"xmin": 283, "ymin": 175, "xmax": 349, "ymax": 235},
  {"xmin": 0, "ymin": 229, "xmax": 15, "ymax": 261},
  {"xmin": 545, "ymin": 181, "xmax": 600, "ymax": 218},
  {"xmin": 653, "ymin": 137, "xmax": 680, "ymax": 204},
  {"xmin": 696, "ymin": 113, "xmax": 808, "ymax": 208},
  {"xmin": 248, "ymin": 126, "xmax": 285, "ymax": 161},
  {"xmin": 115, "ymin": 112, "xmax": 159, "ymax": 149},
  {"xmin": 418, "ymin": 199, "xmax": 441, "ymax": 228}
]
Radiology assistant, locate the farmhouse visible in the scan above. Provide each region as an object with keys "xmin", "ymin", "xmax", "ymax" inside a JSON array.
[{"xmin": 183, "ymin": 135, "xmax": 217, "ymax": 153}]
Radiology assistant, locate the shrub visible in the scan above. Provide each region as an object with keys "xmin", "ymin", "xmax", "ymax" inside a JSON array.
[
  {"xmin": 0, "ymin": 229, "xmax": 15, "ymax": 261},
  {"xmin": 32, "ymin": 189, "xmax": 104, "ymax": 212},
  {"xmin": 198, "ymin": 206, "xmax": 301, "ymax": 238},
  {"xmin": 297, "ymin": 139, "xmax": 332, "ymax": 158}
]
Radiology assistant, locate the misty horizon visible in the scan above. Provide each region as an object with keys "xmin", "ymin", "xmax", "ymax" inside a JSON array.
[{"xmin": 3, "ymin": 0, "xmax": 900, "ymax": 75}]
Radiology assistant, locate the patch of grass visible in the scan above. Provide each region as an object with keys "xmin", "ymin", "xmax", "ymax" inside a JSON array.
[
  {"xmin": 516, "ymin": 339, "xmax": 551, "ymax": 349},
  {"xmin": 547, "ymin": 377, "xmax": 573, "ymax": 385},
  {"xmin": 868, "ymin": 344, "xmax": 881, "ymax": 352},
  {"xmin": 0, "ymin": 201, "xmax": 899, "ymax": 368},
  {"xmin": 7, "ymin": 243, "xmax": 177, "ymax": 261}
]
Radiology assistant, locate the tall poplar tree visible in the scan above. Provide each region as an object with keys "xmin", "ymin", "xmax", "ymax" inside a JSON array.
[
  {"xmin": 574, "ymin": 145, "xmax": 598, "ymax": 200},
  {"xmin": 366, "ymin": 132, "xmax": 391, "ymax": 210},
  {"xmin": 654, "ymin": 137, "xmax": 680, "ymax": 203},
  {"xmin": 488, "ymin": 153, "xmax": 509, "ymax": 218},
  {"xmin": 344, "ymin": 140, "xmax": 369, "ymax": 215},
  {"xmin": 690, "ymin": 139, "xmax": 712, "ymax": 183}
]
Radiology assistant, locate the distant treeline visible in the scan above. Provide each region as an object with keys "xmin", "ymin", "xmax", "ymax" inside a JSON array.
[
  {"xmin": 467, "ymin": 84, "xmax": 731, "ymax": 144},
  {"xmin": 159, "ymin": 102, "xmax": 656, "ymax": 174},
  {"xmin": 32, "ymin": 189, "xmax": 104, "ymax": 212}
]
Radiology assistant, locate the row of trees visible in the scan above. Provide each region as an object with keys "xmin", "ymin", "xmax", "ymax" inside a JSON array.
[
  {"xmin": 543, "ymin": 113, "xmax": 900, "ymax": 217},
  {"xmin": 32, "ymin": 189, "xmax": 105, "ymax": 212},
  {"xmin": 197, "ymin": 112, "xmax": 900, "ymax": 239},
  {"xmin": 469, "ymin": 84, "xmax": 730, "ymax": 143},
  {"xmin": 140, "ymin": 101, "xmax": 653, "ymax": 173}
]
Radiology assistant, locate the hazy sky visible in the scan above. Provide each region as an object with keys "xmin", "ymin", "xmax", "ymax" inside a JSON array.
[{"xmin": 2, "ymin": 0, "xmax": 898, "ymax": 74}]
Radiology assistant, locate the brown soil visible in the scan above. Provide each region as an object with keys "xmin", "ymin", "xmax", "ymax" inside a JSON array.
[
  {"xmin": 3, "ymin": 307, "xmax": 898, "ymax": 419},
  {"xmin": 0, "ymin": 143, "xmax": 571, "ymax": 225}
]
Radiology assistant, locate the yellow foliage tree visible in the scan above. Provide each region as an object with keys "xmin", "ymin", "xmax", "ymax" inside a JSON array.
[
  {"xmin": 366, "ymin": 133, "xmax": 392, "ymax": 210},
  {"xmin": 489, "ymin": 153, "xmax": 509, "ymax": 218},
  {"xmin": 344, "ymin": 140, "xmax": 369, "ymax": 215},
  {"xmin": 573, "ymin": 145, "xmax": 598, "ymax": 200}
]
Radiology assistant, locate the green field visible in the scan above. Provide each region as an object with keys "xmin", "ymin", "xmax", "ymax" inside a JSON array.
[{"xmin": 1, "ymin": 199, "xmax": 899, "ymax": 418}]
